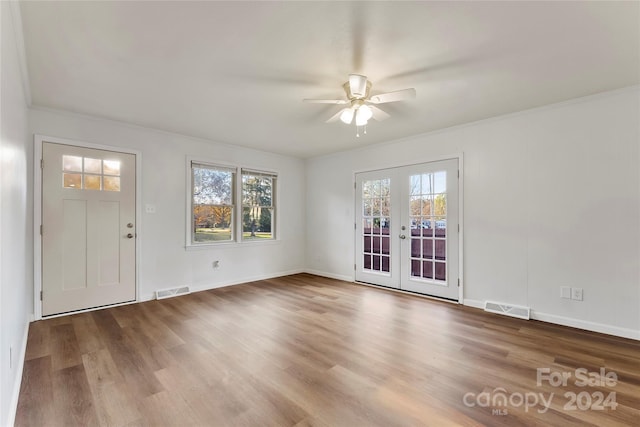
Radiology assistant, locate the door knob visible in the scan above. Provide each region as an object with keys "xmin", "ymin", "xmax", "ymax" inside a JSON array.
[
  {"xmin": 126, "ymin": 233, "xmax": 134, "ymax": 239},
  {"xmin": 399, "ymin": 234, "xmax": 406, "ymax": 239}
]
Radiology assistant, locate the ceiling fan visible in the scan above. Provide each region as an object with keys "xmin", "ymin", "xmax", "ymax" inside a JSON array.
[{"xmin": 303, "ymin": 74, "xmax": 416, "ymax": 137}]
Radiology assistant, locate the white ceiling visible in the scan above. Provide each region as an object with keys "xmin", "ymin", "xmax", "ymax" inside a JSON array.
[{"xmin": 19, "ymin": 1, "xmax": 639, "ymax": 158}]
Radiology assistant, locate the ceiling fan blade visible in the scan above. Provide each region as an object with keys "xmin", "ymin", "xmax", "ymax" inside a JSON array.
[
  {"xmin": 303, "ymin": 99, "xmax": 349, "ymax": 105},
  {"xmin": 368, "ymin": 88, "xmax": 416, "ymax": 104},
  {"xmin": 326, "ymin": 108, "xmax": 348, "ymax": 123},
  {"xmin": 369, "ymin": 105, "xmax": 390, "ymax": 121}
]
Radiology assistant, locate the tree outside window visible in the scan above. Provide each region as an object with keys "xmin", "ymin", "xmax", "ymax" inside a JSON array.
[
  {"xmin": 192, "ymin": 165, "xmax": 234, "ymax": 243},
  {"xmin": 242, "ymin": 172, "xmax": 275, "ymax": 240}
]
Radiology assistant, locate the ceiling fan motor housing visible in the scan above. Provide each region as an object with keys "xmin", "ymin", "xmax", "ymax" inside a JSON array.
[{"xmin": 345, "ymin": 74, "xmax": 371, "ymax": 99}]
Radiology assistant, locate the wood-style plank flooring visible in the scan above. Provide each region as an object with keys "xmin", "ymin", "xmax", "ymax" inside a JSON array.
[{"xmin": 15, "ymin": 274, "xmax": 640, "ymax": 426}]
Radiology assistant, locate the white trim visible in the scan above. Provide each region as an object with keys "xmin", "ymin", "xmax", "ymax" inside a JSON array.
[
  {"xmin": 7, "ymin": 318, "xmax": 30, "ymax": 427},
  {"xmin": 304, "ymin": 269, "xmax": 354, "ymax": 283},
  {"xmin": 8, "ymin": 1, "xmax": 31, "ymax": 106},
  {"xmin": 463, "ymin": 298, "xmax": 485, "ymax": 309},
  {"xmin": 463, "ymin": 299, "xmax": 639, "ymax": 341},
  {"xmin": 33, "ymin": 134, "xmax": 142, "ymax": 320},
  {"xmin": 140, "ymin": 268, "xmax": 306, "ymax": 301},
  {"xmin": 530, "ymin": 311, "xmax": 639, "ymax": 341}
]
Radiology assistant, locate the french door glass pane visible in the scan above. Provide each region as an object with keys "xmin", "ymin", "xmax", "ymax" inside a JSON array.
[
  {"xmin": 409, "ymin": 172, "xmax": 447, "ymax": 282},
  {"xmin": 362, "ymin": 178, "xmax": 391, "ymax": 273}
]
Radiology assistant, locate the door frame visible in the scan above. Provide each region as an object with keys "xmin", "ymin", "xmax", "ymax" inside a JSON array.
[
  {"xmin": 352, "ymin": 153, "xmax": 465, "ymax": 303},
  {"xmin": 33, "ymin": 134, "xmax": 142, "ymax": 320}
]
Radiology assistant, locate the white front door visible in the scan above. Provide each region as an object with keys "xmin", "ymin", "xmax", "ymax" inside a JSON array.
[
  {"xmin": 355, "ymin": 159, "xmax": 460, "ymax": 301},
  {"xmin": 41, "ymin": 142, "xmax": 136, "ymax": 316}
]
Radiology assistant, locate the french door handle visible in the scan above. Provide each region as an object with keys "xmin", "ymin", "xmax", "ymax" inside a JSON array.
[{"xmin": 399, "ymin": 234, "xmax": 406, "ymax": 239}]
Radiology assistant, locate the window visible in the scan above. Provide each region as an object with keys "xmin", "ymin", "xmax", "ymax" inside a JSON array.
[
  {"xmin": 189, "ymin": 161, "xmax": 277, "ymax": 245},
  {"xmin": 242, "ymin": 170, "xmax": 276, "ymax": 240},
  {"xmin": 62, "ymin": 155, "xmax": 121, "ymax": 191},
  {"xmin": 191, "ymin": 163, "xmax": 235, "ymax": 243}
]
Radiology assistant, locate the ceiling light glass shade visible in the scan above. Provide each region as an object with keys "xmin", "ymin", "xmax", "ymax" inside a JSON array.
[
  {"xmin": 340, "ymin": 108, "xmax": 354, "ymax": 124},
  {"xmin": 355, "ymin": 104, "xmax": 373, "ymax": 126}
]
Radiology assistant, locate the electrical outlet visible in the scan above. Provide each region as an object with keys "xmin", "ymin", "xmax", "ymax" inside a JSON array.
[
  {"xmin": 571, "ymin": 287, "xmax": 583, "ymax": 301},
  {"xmin": 560, "ymin": 286, "xmax": 571, "ymax": 299}
]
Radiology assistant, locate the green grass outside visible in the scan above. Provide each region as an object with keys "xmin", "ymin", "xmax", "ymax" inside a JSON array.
[{"xmin": 195, "ymin": 227, "xmax": 273, "ymax": 241}]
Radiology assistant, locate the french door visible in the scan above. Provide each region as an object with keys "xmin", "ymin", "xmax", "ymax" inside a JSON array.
[
  {"xmin": 355, "ymin": 159, "xmax": 459, "ymax": 300},
  {"xmin": 41, "ymin": 142, "xmax": 137, "ymax": 316}
]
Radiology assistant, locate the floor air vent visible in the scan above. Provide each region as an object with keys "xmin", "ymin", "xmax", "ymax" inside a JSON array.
[
  {"xmin": 484, "ymin": 301, "xmax": 530, "ymax": 320},
  {"xmin": 156, "ymin": 286, "xmax": 190, "ymax": 300}
]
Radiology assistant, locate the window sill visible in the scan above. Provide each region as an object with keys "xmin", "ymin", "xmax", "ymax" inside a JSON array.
[{"xmin": 185, "ymin": 239, "xmax": 281, "ymax": 251}]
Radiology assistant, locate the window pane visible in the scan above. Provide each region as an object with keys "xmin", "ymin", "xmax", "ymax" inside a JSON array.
[
  {"xmin": 434, "ymin": 194, "xmax": 446, "ymax": 218},
  {"xmin": 435, "ymin": 262, "xmax": 446, "ymax": 280},
  {"xmin": 85, "ymin": 174, "xmax": 101, "ymax": 190},
  {"xmin": 103, "ymin": 176, "xmax": 120, "ymax": 192},
  {"xmin": 242, "ymin": 172, "xmax": 276, "ymax": 240},
  {"xmin": 421, "ymin": 174, "xmax": 433, "ymax": 195},
  {"xmin": 194, "ymin": 205, "xmax": 232, "ymax": 242},
  {"xmin": 242, "ymin": 206, "xmax": 273, "ymax": 240},
  {"xmin": 63, "ymin": 173, "xmax": 82, "ymax": 189},
  {"xmin": 63, "ymin": 155, "xmax": 82, "ymax": 172},
  {"xmin": 410, "ymin": 175, "xmax": 421, "ymax": 195},
  {"xmin": 103, "ymin": 160, "xmax": 121, "ymax": 176},
  {"xmin": 434, "ymin": 171, "xmax": 446, "ymax": 193},
  {"xmin": 84, "ymin": 158, "xmax": 102, "ymax": 174},
  {"xmin": 194, "ymin": 167, "xmax": 233, "ymax": 205},
  {"xmin": 435, "ymin": 240, "xmax": 446, "ymax": 261}
]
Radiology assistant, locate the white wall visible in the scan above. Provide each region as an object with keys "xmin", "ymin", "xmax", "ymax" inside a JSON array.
[
  {"xmin": 29, "ymin": 108, "xmax": 306, "ymax": 302},
  {"xmin": 1, "ymin": 2, "xmax": 33, "ymax": 426},
  {"xmin": 306, "ymin": 87, "xmax": 640, "ymax": 339}
]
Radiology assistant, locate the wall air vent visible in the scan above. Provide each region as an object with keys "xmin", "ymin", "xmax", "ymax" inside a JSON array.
[
  {"xmin": 484, "ymin": 301, "xmax": 530, "ymax": 320},
  {"xmin": 156, "ymin": 286, "xmax": 190, "ymax": 300}
]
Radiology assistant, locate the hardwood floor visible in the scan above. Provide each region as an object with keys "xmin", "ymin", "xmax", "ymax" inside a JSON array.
[{"xmin": 15, "ymin": 274, "xmax": 640, "ymax": 426}]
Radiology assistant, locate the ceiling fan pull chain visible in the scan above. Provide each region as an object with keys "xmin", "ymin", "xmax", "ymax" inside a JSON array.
[
  {"xmin": 364, "ymin": 124, "xmax": 367, "ymax": 135},
  {"xmin": 356, "ymin": 125, "xmax": 360, "ymax": 137}
]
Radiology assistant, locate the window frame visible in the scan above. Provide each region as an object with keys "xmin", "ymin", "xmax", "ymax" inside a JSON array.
[
  {"xmin": 241, "ymin": 169, "xmax": 277, "ymax": 242},
  {"xmin": 186, "ymin": 158, "xmax": 279, "ymax": 248}
]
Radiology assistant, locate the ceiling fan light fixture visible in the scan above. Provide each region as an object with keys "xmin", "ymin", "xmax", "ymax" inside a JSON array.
[
  {"xmin": 340, "ymin": 108, "xmax": 355, "ymax": 124},
  {"xmin": 355, "ymin": 104, "xmax": 372, "ymax": 126}
]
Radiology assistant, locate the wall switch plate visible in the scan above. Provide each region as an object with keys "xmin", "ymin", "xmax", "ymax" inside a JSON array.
[
  {"xmin": 560, "ymin": 286, "xmax": 571, "ymax": 299},
  {"xmin": 571, "ymin": 287, "xmax": 583, "ymax": 301}
]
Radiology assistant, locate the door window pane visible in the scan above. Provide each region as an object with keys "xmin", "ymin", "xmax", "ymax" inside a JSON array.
[
  {"xmin": 63, "ymin": 155, "xmax": 82, "ymax": 172},
  {"xmin": 84, "ymin": 158, "xmax": 102, "ymax": 174},
  {"xmin": 84, "ymin": 174, "xmax": 101, "ymax": 190},
  {"xmin": 103, "ymin": 176, "xmax": 120, "ymax": 192},
  {"xmin": 361, "ymin": 178, "xmax": 391, "ymax": 274},
  {"xmin": 63, "ymin": 173, "xmax": 82, "ymax": 188},
  {"xmin": 103, "ymin": 160, "xmax": 121, "ymax": 176},
  {"xmin": 409, "ymin": 172, "xmax": 447, "ymax": 283}
]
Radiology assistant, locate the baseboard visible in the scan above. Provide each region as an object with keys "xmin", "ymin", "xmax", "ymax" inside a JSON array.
[
  {"xmin": 7, "ymin": 318, "xmax": 30, "ymax": 427},
  {"xmin": 303, "ymin": 269, "xmax": 354, "ymax": 283},
  {"xmin": 463, "ymin": 299, "xmax": 639, "ymax": 341},
  {"xmin": 141, "ymin": 268, "xmax": 307, "ymax": 301},
  {"xmin": 530, "ymin": 311, "xmax": 639, "ymax": 341}
]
